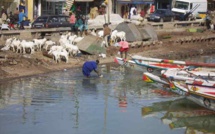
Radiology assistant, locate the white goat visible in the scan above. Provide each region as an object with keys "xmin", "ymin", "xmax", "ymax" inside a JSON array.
[
  {"xmin": 49, "ymin": 48, "xmax": 69, "ymax": 63},
  {"xmin": 1, "ymin": 37, "xmax": 15, "ymax": 51},
  {"xmin": 91, "ymin": 29, "xmax": 97, "ymax": 36},
  {"xmin": 116, "ymin": 31, "xmax": 126, "ymax": 41},
  {"xmin": 60, "ymin": 34, "xmax": 69, "ymax": 39},
  {"xmin": 33, "ymin": 38, "xmax": 47, "ymax": 50},
  {"xmin": 51, "ymin": 50, "xmax": 61, "ymax": 63},
  {"xmin": 48, "ymin": 46, "xmax": 64, "ymax": 63},
  {"xmin": 59, "ymin": 36, "xmax": 70, "ymax": 46},
  {"xmin": 48, "ymin": 46, "xmax": 64, "ymax": 54},
  {"xmin": 11, "ymin": 39, "xmax": 21, "ymax": 53},
  {"xmin": 59, "ymin": 49, "xmax": 69, "ymax": 63},
  {"xmin": 98, "ymin": 30, "xmax": 104, "ymax": 37},
  {"xmin": 44, "ymin": 40, "xmax": 56, "ymax": 51},
  {"xmin": 101, "ymin": 40, "xmax": 106, "ymax": 47},
  {"xmin": 68, "ymin": 35, "xmax": 77, "ymax": 44},
  {"xmin": 67, "ymin": 44, "xmax": 79, "ymax": 57},
  {"xmin": 5, "ymin": 37, "xmax": 14, "ymax": 46},
  {"xmin": 20, "ymin": 40, "xmax": 35, "ymax": 54},
  {"xmin": 111, "ymin": 30, "xmax": 118, "ymax": 43}
]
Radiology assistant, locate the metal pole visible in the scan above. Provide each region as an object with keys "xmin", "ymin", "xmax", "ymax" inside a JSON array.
[{"xmin": 107, "ymin": 0, "xmax": 110, "ymax": 23}]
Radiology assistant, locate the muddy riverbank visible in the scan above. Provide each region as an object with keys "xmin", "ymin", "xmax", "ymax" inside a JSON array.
[{"xmin": 0, "ymin": 29, "xmax": 215, "ymax": 82}]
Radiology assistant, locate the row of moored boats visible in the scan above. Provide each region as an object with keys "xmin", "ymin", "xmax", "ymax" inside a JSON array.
[{"xmin": 114, "ymin": 55, "xmax": 215, "ymax": 111}]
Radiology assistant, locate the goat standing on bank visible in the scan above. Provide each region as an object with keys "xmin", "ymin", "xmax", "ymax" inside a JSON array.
[{"xmin": 33, "ymin": 38, "xmax": 47, "ymax": 51}]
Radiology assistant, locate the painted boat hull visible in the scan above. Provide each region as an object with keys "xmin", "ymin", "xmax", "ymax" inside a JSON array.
[
  {"xmin": 143, "ymin": 72, "xmax": 169, "ymax": 85},
  {"xmin": 133, "ymin": 59, "xmax": 185, "ymax": 71},
  {"xmin": 169, "ymin": 80, "xmax": 188, "ymax": 96},
  {"xmin": 187, "ymin": 90, "xmax": 215, "ymax": 112},
  {"xmin": 115, "ymin": 56, "xmax": 215, "ymax": 74},
  {"xmin": 114, "ymin": 57, "xmax": 150, "ymax": 72},
  {"xmin": 132, "ymin": 55, "xmax": 215, "ymax": 68},
  {"xmin": 162, "ymin": 68, "xmax": 215, "ymax": 82},
  {"xmin": 114, "ymin": 57, "xmax": 186, "ymax": 74}
]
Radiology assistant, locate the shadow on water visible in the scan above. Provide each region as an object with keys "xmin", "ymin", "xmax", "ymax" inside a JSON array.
[{"xmin": 1, "ymin": 62, "xmax": 215, "ymax": 134}]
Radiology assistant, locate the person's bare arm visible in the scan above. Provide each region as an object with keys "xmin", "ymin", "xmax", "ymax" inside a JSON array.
[{"xmin": 94, "ymin": 69, "xmax": 103, "ymax": 77}]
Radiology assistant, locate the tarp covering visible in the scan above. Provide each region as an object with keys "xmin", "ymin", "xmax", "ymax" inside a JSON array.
[
  {"xmin": 139, "ymin": 24, "xmax": 158, "ymax": 41},
  {"xmin": 114, "ymin": 22, "xmax": 143, "ymax": 42},
  {"xmin": 114, "ymin": 22, "xmax": 158, "ymax": 42},
  {"xmin": 77, "ymin": 35, "xmax": 106, "ymax": 55}
]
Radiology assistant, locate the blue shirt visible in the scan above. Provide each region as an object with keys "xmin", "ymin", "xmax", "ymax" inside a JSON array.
[
  {"xmin": 18, "ymin": 12, "xmax": 26, "ymax": 24},
  {"xmin": 82, "ymin": 61, "xmax": 97, "ymax": 77}
]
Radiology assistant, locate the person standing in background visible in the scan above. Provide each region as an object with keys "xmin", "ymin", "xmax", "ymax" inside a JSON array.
[
  {"xmin": 129, "ymin": 5, "xmax": 137, "ymax": 19},
  {"xmin": 18, "ymin": 9, "xmax": 27, "ymax": 30},
  {"xmin": 140, "ymin": 8, "xmax": 145, "ymax": 18},
  {"xmin": 69, "ymin": 12, "xmax": 76, "ymax": 32},
  {"xmin": 8, "ymin": 12, "xmax": 16, "ymax": 30},
  {"xmin": 118, "ymin": 40, "xmax": 129, "ymax": 60},
  {"xmin": 14, "ymin": 7, "xmax": 19, "ymax": 23},
  {"xmin": 1, "ymin": 6, "xmax": 7, "ymax": 17},
  {"xmin": 103, "ymin": 23, "xmax": 111, "ymax": 47},
  {"xmin": 1, "ymin": 6, "xmax": 7, "ymax": 23}
]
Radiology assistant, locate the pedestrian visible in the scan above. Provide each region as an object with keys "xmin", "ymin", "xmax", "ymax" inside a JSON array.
[
  {"xmin": 129, "ymin": 5, "xmax": 137, "ymax": 19},
  {"xmin": 18, "ymin": 9, "xmax": 27, "ymax": 30},
  {"xmin": 206, "ymin": 11, "xmax": 212, "ymax": 30},
  {"xmin": 8, "ymin": 12, "xmax": 16, "ymax": 30},
  {"xmin": 103, "ymin": 23, "xmax": 111, "ymax": 47},
  {"xmin": 14, "ymin": 7, "xmax": 19, "ymax": 23},
  {"xmin": 74, "ymin": 15, "xmax": 88, "ymax": 36},
  {"xmin": 82, "ymin": 15, "xmax": 88, "ymax": 35},
  {"xmin": 1, "ymin": 12, "xmax": 7, "ymax": 23},
  {"xmin": 140, "ymin": 8, "xmax": 145, "ymax": 18},
  {"xmin": 1, "ymin": 6, "xmax": 7, "ymax": 18},
  {"xmin": 118, "ymin": 40, "xmax": 129, "ymax": 60},
  {"xmin": 69, "ymin": 12, "xmax": 76, "ymax": 32},
  {"xmin": 82, "ymin": 60, "xmax": 102, "ymax": 77}
]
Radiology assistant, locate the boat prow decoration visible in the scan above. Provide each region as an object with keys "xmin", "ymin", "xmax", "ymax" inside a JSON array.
[{"xmin": 143, "ymin": 72, "xmax": 169, "ymax": 85}]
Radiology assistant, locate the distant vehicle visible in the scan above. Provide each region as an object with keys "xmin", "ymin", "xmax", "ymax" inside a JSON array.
[
  {"xmin": 171, "ymin": 0, "xmax": 207, "ymax": 20},
  {"xmin": 147, "ymin": 9, "xmax": 175, "ymax": 22},
  {"xmin": 1, "ymin": 24, "xmax": 10, "ymax": 30},
  {"xmin": 31, "ymin": 15, "xmax": 71, "ymax": 28}
]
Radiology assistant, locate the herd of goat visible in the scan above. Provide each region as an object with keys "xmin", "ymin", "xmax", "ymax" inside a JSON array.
[{"xmin": 1, "ymin": 29, "xmax": 126, "ymax": 63}]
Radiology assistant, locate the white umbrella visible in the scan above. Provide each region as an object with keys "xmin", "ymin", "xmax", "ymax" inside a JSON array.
[{"xmin": 66, "ymin": 0, "xmax": 75, "ymax": 11}]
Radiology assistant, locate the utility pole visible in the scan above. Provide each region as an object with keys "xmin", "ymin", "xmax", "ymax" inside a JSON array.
[{"xmin": 107, "ymin": 0, "xmax": 110, "ymax": 23}]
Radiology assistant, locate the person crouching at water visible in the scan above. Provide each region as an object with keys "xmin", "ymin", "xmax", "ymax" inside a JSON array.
[{"xmin": 82, "ymin": 60, "xmax": 103, "ymax": 77}]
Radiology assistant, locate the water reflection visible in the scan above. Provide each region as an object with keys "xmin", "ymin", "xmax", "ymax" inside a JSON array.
[
  {"xmin": 142, "ymin": 98, "xmax": 215, "ymax": 133},
  {"xmin": 82, "ymin": 78, "xmax": 97, "ymax": 91}
]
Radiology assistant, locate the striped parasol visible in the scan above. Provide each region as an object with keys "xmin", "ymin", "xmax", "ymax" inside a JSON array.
[{"xmin": 66, "ymin": 0, "xmax": 74, "ymax": 11}]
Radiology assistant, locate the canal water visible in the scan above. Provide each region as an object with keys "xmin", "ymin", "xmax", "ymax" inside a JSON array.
[{"xmin": 1, "ymin": 56, "xmax": 215, "ymax": 134}]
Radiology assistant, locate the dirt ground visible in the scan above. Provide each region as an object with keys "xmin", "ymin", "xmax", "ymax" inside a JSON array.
[{"xmin": 0, "ymin": 29, "xmax": 215, "ymax": 82}]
